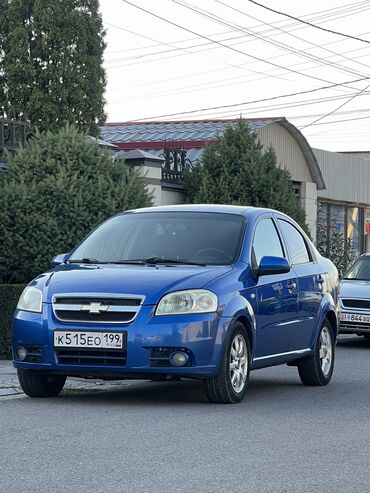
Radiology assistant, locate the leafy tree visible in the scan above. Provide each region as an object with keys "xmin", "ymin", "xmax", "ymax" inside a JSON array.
[
  {"xmin": 0, "ymin": 125, "xmax": 152, "ymax": 283},
  {"xmin": 0, "ymin": 0, "xmax": 106, "ymax": 135},
  {"xmin": 183, "ymin": 119, "xmax": 308, "ymax": 231}
]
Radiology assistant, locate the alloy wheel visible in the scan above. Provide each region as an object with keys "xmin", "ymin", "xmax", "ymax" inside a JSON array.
[
  {"xmin": 319, "ymin": 326, "xmax": 333, "ymax": 376},
  {"xmin": 229, "ymin": 334, "xmax": 248, "ymax": 393}
]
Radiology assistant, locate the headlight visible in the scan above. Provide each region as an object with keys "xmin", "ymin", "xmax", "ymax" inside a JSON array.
[
  {"xmin": 17, "ymin": 287, "xmax": 43, "ymax": 313},
  {"xmin": 156, "ymin": 289, "xmax": 218, "ymax": 315}
]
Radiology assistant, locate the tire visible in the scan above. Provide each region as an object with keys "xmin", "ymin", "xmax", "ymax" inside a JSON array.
[
  {"xmin": 297, "ymin": 318, "xmax": 335, "ymax": 386},
  {"xmin": 204, "ymin": 322, "xmax": 251, "ymax": 404},
  {"xmin": 17, "ymin": 369, "xmax": 66, "ymax": 397}
]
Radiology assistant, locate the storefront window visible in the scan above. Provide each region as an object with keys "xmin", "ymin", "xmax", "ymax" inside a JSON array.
[
  {"xmin": 365, "ymin": 209, "xmax": 370, "ymax": 253},
  {"xmin": 317, "ymin": 202, "xmax": 364, "ymax": 258},
  {"xmin": 330, "ymin": 205, "xmax": 345, "ymax": 235},
  {"xmin": 347, "ymin": 207, "xmax": 362, "ymax": 257}
]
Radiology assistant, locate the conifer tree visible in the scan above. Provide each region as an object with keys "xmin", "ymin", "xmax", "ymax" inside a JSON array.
[
  {"xmin": 0, "ymin": 0, "xmax": 106, "ymax": 135},
  {"xmin": 0, "ymin": 125, "xmax": 152, "ymax": 283},
  {"xmin": 183, "ymin": 119, "xmax": 308, "ymax": 230}
]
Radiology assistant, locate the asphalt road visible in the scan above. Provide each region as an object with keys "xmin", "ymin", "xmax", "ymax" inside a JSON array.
[{"xmin": 1, "ymin": 335, "xmax": 370, "ymax": 493}]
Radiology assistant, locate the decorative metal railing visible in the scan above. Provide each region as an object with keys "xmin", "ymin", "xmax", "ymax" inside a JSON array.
[
  {"xmin": 0, "ymin": 118, "xmax": 30, "ymax": 166},
  {"xmin": 160, "ymin": 140, "xmax": 195, "ymax": 185}
]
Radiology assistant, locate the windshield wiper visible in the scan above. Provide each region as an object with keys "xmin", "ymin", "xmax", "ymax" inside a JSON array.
[
  {"xmin": 67, "ymin": 258, "xmax": 107, "ymax": 264},
  {"xmin": 143, "ymin": 256, "xmax": 206, "ymax": 266}
]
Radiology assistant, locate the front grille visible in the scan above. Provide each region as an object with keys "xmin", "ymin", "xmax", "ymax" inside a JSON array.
[
  {"xmin": 340, "ymin": 321, "xmax": 370, "ymax": 332},
  {"xmin": 56, "ymin": 297, "xmax": 141, "ymax": 307},
  {"xmin": 54, "ymin": 311, "xmax": 136, "ymax": 323},
  {"xmin": 56, "ymin": 348, "xmax": 127, "ymax": 366},
  {"xmin": 342, "ymin": 299, "xmax": 370, "ymax": 309},
  {"xmin": 52, "ymin": 294, "xmax": 144, "ymax": 324}
]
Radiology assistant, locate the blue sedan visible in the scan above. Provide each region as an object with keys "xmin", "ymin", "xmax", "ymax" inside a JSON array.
[{"xmin": 13, "ymin": 205, "xmax": 339, "ymax": 403}]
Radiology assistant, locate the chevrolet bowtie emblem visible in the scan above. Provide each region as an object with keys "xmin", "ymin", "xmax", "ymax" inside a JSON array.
[{"xmin": 81, "ymin": 302, "xmax": 109, "ymax": 314}]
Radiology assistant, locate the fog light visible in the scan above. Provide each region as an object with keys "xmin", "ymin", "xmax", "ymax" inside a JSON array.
[
  {"xmin": 170, "ymin": 351, "xmax": 189, "ymax": 367},
  {"xmin": 16, "ymin": 347, "xmax": 27, "ymax": 361}
]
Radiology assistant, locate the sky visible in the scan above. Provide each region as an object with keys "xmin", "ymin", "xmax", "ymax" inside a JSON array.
[{"xmin": 100, "ymin": 0, "xmax": 370, "ymax": 152}]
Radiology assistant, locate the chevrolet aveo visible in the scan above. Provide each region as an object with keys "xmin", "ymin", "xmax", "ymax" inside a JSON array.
[{"xmin": 13, "ymin": 205, "xmax": 339, "ymax": 403}]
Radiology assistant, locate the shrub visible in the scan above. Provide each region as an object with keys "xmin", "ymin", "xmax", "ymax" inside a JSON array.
[
  {"xmin": 0, "ymin": 124, "xmax": 152, "ymax": 283},
  {"xmin": 0, "ymin": 284, "xmax": 25, "ymax": 359}
]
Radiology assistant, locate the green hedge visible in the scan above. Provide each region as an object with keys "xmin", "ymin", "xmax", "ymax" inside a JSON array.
[{"xmin": 0, "ymin": 284, "xmax": 25, "ymax": 359}]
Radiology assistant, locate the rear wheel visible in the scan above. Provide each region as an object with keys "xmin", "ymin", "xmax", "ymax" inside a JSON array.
[
  {"xmin": 204, "ymin": 322, "xmax": 250, "ymax": 404},
  {"xmin": 17, "ymin": 369, "xmax": 66, "ymax": 397},
  {"xmin": 297, "ymin": 319, "xmax": 334, "ymax": 386}
]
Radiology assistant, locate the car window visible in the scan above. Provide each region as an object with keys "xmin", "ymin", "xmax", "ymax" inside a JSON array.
[
  {"xmin": 69, "ymin": 212, "xmax": 246, "ymax": 265},
  {"xmin": 252, "ymin": 218, "xmax": 284, "ymax": 267},
  {"xmin": 277, "ymin": 219, "xmax": 310, "ymax": 265},
  {"xmin": 344, "ymin": 257, "xmax": 370, "ymax": 280}
]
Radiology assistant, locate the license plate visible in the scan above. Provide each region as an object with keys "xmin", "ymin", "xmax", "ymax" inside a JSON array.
[
  {"xmin": 54, "ymin": 331, "xmax": 124, "ymax": 349},
  {"xmin": 340, "ymin": 313, "xmax": 370, "ymax": 324}
]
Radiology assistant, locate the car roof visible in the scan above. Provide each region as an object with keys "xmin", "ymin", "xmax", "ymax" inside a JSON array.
[{"xmin": 125, "ymin": 204, "xmax": 283, "ymax": 218}]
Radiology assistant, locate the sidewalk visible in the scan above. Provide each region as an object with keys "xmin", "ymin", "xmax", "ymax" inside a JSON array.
[
  {"xmin": 0, "ymin": 360, "xmax": 138, "ymax": 397},
  {"xmin": 0, "ymin": 360, "xmax": 21, "ymax": 396}
]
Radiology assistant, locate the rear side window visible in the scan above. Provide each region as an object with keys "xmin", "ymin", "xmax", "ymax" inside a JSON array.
[
  {"xmin": 277, "ymin": 220, "xmax": 310, "ymax": 265},
  {"xmin": 252, "ymin": 218, "xmax": 284, "ymax": 266}
]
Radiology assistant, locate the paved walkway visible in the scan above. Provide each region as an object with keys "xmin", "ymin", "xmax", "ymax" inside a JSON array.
[{"xmin": 0, "ymin": 360, "xmax": 137, "ymax": 397}]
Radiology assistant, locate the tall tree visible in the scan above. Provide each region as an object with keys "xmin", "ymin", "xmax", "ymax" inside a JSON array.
[
  {"xmin": 183, "ymin": 119, "xmax": 308, "ymax": 231},
  {"xmin": 0, "ymin": 0, "xmax": 106, "ymax": 135},
  {"xmin": 0, "ymin": 125, "xmax": 152, "ymax": 283}
]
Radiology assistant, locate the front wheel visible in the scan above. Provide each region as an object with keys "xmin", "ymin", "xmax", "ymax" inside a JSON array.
[
  {"xmin": 204, "ymin": 322, "xmax": 250, "ymax": 404},
  {"xmin": 17, "ymin": 369, "xmax": 66, "ymax": 397},
  {"xmin": 297, "ymin": 319, "xmax": 335, "ymax": 386}
]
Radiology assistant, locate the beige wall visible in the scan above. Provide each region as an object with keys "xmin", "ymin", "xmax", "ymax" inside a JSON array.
[
  {"xmin": 257, "ymin": 122, "xmax": 318, "ymax": 238},
  {"xmin": 161, "ymin": 188, "xmax": 184, "ymax": 206},
  {"xmin": 257, "ymin": 122, "xmax": 313, "ymax": 183},
  {"xmin": 301, "ymin": 182, "xmax": 317, "ymax": 242}
]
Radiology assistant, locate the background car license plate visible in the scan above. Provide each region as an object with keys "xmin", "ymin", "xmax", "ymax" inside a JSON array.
[
  {"xmin": 54, "ymin": 331, "xmax": 124, "ymax": 349},
  {"xmin": 340, "ymin": 313, "xmax": 370, "ymax": 324}
]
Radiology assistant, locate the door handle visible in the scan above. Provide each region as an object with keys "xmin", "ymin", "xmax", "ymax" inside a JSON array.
[{"xmin": 287, "ymin": 282, "xmax": 297, "ymax": 291}]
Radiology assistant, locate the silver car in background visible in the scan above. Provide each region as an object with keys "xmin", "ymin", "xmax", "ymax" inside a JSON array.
[{"xmin": 339, "ymin": 254, "xmax": 370, "ymax": 339}]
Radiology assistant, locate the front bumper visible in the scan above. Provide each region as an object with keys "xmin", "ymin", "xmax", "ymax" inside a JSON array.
[
  {"xmin": 339, "ymin": 309, "xmax": 370, "ymax": 335},
  {"xmin": 12, "ymin": 304, "xmax": 232, "ymax": 378}
]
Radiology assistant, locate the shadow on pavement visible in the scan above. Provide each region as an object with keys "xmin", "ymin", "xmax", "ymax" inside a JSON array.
[
  {"xmin": 337, "ymin": 335, "xmax": 370, "ymax": 350},
  {"xmin": 46, "ymin": 369, "xmax": 313, "ymax": 408}
]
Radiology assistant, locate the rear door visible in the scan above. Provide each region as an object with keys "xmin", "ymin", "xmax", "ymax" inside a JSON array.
[
  {"xmin": 252, "ymin": 217, "xmax": 299, "ymax": 358},
  {"xmin": 277, "ymin": 219, "xmax": 323, "ymax": 349}
]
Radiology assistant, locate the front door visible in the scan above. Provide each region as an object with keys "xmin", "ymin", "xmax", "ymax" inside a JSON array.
[{"xmin": 251, "ymin": 217, "xmax": 299, "ymax": 358}]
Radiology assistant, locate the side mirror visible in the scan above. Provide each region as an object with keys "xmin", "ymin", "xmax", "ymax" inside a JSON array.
[
  {"xmin": 50, "ymin": 253, "xmax": 69, "ymax": 267},
  {"xmin": 258, "ymin": 256, "xmax": 290, "ymax": 276}
]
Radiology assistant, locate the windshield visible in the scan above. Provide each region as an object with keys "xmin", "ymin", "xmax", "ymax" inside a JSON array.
[
  {"xmin": 343, "ymin": 257, "xmax": 370, "ymax": 281},
  {"xmin": 68, "ymin": 212, "xmax": 246, "ymax": 266}
]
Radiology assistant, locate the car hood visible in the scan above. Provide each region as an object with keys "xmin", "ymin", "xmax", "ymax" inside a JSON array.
[
  {"xmin": 339, "ymin": 279, "xmax": 370, "ymax": 299},
  {"xmin": 36, "ymin": 263, "xmax": 233, "ymax": 305}
]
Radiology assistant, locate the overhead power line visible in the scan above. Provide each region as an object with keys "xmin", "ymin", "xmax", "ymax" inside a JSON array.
[
  {"xmin": 214, "ymin": 0, "xmax": 370, "ymax": 74},
  {"xmin": 125, "ymin": 76, "xmax": 370, "ymax": 121},
  {"xmin": 120, "ymin": 0, "xmax": 359, "ymax": 87},
  {"xmin": 105, "ymin": 0, "xmax": 370, "ymax": 56},
  {"xmin": 169, "ymin": 0, "xmax": 369, "ymax": 83},
  {"xmin": 249, "ymin": 0, "xmax": 370, "ymax": 44},
  {"xmin": 300, "ymin": 82, "xmax": 370, "ymax": 129}
]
